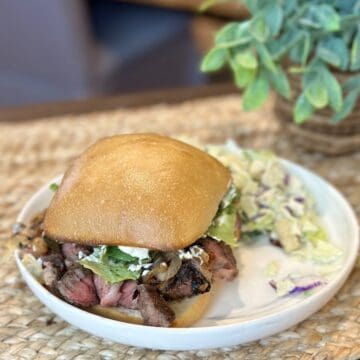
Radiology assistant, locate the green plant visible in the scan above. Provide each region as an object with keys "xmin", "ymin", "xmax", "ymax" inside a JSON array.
[{"xmin": 200, "ymin": 0, "xmax": 360, "ymax": 123}]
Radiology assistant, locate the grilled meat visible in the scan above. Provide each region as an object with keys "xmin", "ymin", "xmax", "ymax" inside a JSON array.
[
  {"xmin": 137, "ymin": 284, "xmax": 175, "ymax": 327},
  {"xmin": 94, "ymin": 275, "xmax": 138, "ymax": 309},
  {"xmin": 41, "ymin": 253, "xmax": 65, "ymax": 292},
  {"xmin": 157, "ymin": 259, "xmax": 211, "ymax": 300},
  {"xmin": 57, "ymin": 265, "xmax": 99, "ymax": 307},
  {"xmin": 61, "ymin": 243, "xmax": 91, "ymax": 267},
  {"xmin": 197, "ymin": 237, "xmax": 238, "ymax": 281}
]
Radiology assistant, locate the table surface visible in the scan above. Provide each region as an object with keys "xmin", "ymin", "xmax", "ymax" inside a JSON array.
[
  {"xmin": 0, "ymin": 88, "xmax": 359, "ymax": 360},
  {"xmin": 0, "ymin": 83, "xmax": 236, "ymax": 122}
]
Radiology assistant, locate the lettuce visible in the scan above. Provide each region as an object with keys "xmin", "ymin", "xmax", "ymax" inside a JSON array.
[
  {"xmin": 80, "ymin": 246, "xmax": 142, "ymax": 283},
  {"xmin": 207, "ymin": 210, "xmax": 238, "ymax": 247},
  {"xmin": 206, "ymin": 184, "xmax": 239, "ymax": 247}
]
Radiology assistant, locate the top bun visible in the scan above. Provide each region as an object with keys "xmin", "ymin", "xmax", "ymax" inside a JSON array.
[{"xmin": 44, "ymin": 134, "xmax": 230, "ymax": 250}]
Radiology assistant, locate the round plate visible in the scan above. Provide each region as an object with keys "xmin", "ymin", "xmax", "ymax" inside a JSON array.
[{"xmin": 15, "ymin": 159, "xmax": 359, "ymax": 350}]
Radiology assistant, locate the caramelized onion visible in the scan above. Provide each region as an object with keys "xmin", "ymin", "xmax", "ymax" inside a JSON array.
[
  {"xmin": 143, "ymin": 252, "xmax": 182, "ymax": 283},
  {"xmin": 155, "ymin": 255, "xmax": 181, "ymax": 282}
]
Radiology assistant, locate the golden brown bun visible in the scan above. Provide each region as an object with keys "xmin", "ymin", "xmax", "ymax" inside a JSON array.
[
  {"xmin": 44, "ymin": 134, "xmax": 230, "ymax": 250},
  {"xmin": 88, "ymin": 292, "xmax": 211, "ymax": 327}
]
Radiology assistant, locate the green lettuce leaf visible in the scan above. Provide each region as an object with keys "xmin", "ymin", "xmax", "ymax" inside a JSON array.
[
  {"xmin": 206, "ymin": 185, "xmax": 239, "ymax": 247},
  {"xmin": 80, "ymin": 246, "xmax": 141, "ymax": 283}
]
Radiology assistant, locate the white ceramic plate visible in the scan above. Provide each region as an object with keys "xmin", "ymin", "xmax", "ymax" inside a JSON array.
[{"xmin": 15, "ymin": 159, "xmax": 359, "ymax": 350}]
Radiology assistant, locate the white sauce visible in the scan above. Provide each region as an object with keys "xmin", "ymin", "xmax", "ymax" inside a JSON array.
[
  {"xmin": 78, "ymin": 251, "xmax": 86, "ymax": 260},
  {"xmin": 128, "ymin": 263, "xmax": 143, "ymax": 272},
  {"xmin": 118, "ymin": 246, "xmax": 149, "ymax": 260},
  {"xmin": 178, "ymin": 245, "xmax": 205, "ymax": 264}
]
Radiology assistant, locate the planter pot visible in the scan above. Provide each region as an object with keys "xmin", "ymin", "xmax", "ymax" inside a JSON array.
[{"xmin": 275, "ymin": 71, "xmax": 360, "ymax": 155}]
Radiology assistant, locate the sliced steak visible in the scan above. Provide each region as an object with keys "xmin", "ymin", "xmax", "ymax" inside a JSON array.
[
  {"xmin": 137, "ymin": 284, "xmax": 175, "ymax": 327},
  {"xmin": 61, "ymin": 243, "xmax": 91, "ymax": 267},
  {"xmin": 94, "ymin": 275, "xmax": 122, "ymax": 307},
  {"xmin": 197, "ymin": 237, "xmax": 238, "ymax": 281},
  {"xmin": 94, "ymin": 275, "xmax": 138, "ymax": 309},
  {"xmin": 119, "ymin": 280, "xmax": 138, "ymax": 309},
  {"xmin": 57, "ymin": 265, "xmax": 99, "ymax": 307},
  {"xmin": 158, "ymin": 259, "xmax": 211, "ymax": 300},
  {"xmin": 41, "ymin": 253, "xmax": 65, "ymax": 292}
]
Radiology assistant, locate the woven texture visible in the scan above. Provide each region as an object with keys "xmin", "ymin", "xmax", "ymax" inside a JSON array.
[{"xmin": 0, "ymin": 94, "xmax": 360, "ymax": 360}]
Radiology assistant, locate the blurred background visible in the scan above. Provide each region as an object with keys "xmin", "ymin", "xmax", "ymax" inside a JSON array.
[{"xmin": 0, "ymin": 0, "xmax": 248, "ymax": 107}]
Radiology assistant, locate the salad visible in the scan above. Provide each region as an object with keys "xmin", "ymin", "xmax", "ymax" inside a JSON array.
[{"xmin": 201, "ymin": 140, "xmax": 342, "ymax": 296}]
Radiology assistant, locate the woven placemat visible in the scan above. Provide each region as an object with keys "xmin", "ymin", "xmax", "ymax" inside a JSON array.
[{"xmin": 1, "ymin": 95, "xmax": 360, "ymax": 360}]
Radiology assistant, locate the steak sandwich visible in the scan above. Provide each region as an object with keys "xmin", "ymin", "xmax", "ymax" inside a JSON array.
[{"xmin": 18, "ymin": 134, "xmax": 240, "ymax": 327}]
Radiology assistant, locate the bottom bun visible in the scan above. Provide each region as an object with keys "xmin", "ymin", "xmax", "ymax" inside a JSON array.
[{"xmin": 87, "ymin": 291, "xmax": 211, "ymax": 327}]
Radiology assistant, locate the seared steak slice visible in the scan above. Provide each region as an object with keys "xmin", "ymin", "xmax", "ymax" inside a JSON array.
[
  {"xmin": 137, "ymin": 284, "xmax": 175, "ymax": 327},
  {"xmin": 41, "ymin": 253, "xmax": 65, "ymax": 292},
  {"xmin": 62, "ymin": 243, "xmax": 91, "ymax": 260},
  {"xmin": 57, "ymin": 265, "xmax": 99, "ymax": 307},
  {"xmin": 158, "ymin": 259, "xmax": 211, "ymax": 300},
  {"xmin": 61, "ymin": 243, "xmax": 91, "ymax": 267},
  {"xmin": 120, "ymin": 280, "xmax": 138, "ymax": 309},
  {"xmin": 94, "ymin": 275, "xmax": 122, "ymax": 307},
  {"xmin": 94, "ymin": 275, "xmax": 138, "ymax": 309},
  {"xmin": 197, "ymin": 237, "xmax": 238, "ymax": 281}
]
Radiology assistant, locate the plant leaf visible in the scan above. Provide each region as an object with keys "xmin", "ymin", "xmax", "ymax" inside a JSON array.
[
  {"xmin": 243, "ymin": 0, "xmax": 257, "ymax": 14},
  {"xmin": 271, "ymin": 28, "xmax": 302, "ymax": 60},
  {"xmin": 235, "ymin": 50, "xmax": 258, "ymax": 69},
  {"xmin": 331, "ymin": 90, "xmax": 359, "ymax": 123},
  {"xmin": 289, "ymin": 31, "xmax": 312, "ymax": 64},
  {"xmin": 314, "ymin": 5, "xmax": 340, "ymax": 31},
  {"xmin": 317, "ymin": 37, "xmax": 349, "ymax": 70},
  {"xmin": 199, "ymin": 0, "xmax": 228, "ymax": 12},
  {"xmin": 301, "ymin": 32, "xmax": 311, "ymax": 66},
  {"xmin": 344, "ymin": 74, "xmax": 360, "ymax": 92},
  {"xmin": 249, "ymin": 16, "xmax": 269, "ymax": 42},
  {"xmin": 233, "ymin": 65, "xmax": 256, "ymax": 88},
  {"xmin": 321, "ymin": 68, "xmax": 343, "ymax": 112},
  {"xmin": 340, "ymin": 14, "xmax": 360, "ymax": 29},
  {"xmin": 215, "ymin": 22, "xmax": 252, "ymax": 48},
  {"xmin": 242, "ymin": 71, "xmax": 270, "ymax": 110},
  {"xmin": 294, "ymin": 92, "xmax": 315, "ymax": 124},
  {"xmin": 305, "ymin": 79, "xmax": 329, "ymax": 109},
  {"xmin": 283, "ymin": 0, "xmax": 298, "ymax": 16},
  {"xmin": 201, "ymin": 47, "xmax": 227, "ymax": 72},
  {"xmin": 268, "ymin": 67, "xmax": 291, "ymax": 99},
  {"xmin": 215, "ymin": 23, "xmax": 238, "ymax": 45},
  {"xmin": 264, "ymin": 3, "xmax": 283, "ymax": 36},
  {"xmin": 302, "ymin": 64, "xmax": 319, "ymax": 89},
  {"xmin": 350, "ymin": 30, "xmax": 360, "ymax": 71},
  {"xmin": 335, "ymin": 0, "xmax": 356, "ymax": 13},
  {"xmin": 256, "ymin": 43, "xmax": 276, "ymax": 73}
]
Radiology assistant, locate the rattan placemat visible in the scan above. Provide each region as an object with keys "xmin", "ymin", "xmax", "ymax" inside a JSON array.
[{"xmin": 1, "ymin": 95, "xmax": 359, "ymax": 360}]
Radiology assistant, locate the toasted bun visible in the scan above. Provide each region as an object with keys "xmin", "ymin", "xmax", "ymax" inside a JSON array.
[
  {"xmin": 87, "ymin": 292, "xmax": 211, "ymax": 327},
  {"xmin": 44, "ymin": 134, "xmax": 230, "ymax": 250}
]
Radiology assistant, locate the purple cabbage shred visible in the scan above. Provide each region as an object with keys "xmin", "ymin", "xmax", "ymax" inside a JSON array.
[{"xmin": 288, "ymin": 281, "xmax": 324, "ymax": 294}]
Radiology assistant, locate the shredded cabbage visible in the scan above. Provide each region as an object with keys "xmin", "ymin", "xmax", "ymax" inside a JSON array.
[
  {"xmin": 269, "ymin": 274, "xmax": 325, "ymax": 296},
  {"xmin": 207, "ymin": 141, "xmax": 342, "ymax": 267}
]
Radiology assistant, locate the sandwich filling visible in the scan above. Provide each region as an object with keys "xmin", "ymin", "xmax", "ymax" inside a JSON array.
[{"xmin": 16, "ymin": 187, "xmax": 240, "ymax": 327}]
